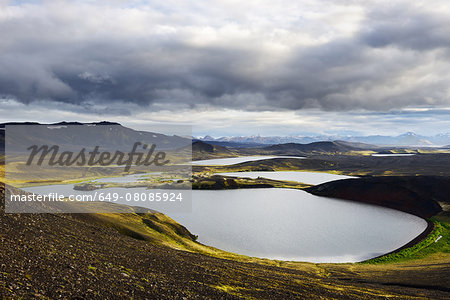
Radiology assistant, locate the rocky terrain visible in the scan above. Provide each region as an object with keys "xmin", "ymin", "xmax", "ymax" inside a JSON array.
[
  {"xmin": 1, "ymin": 183, "xmax": 450, "ymax": 299},
  {"xmin": 2, "ymin": 138, "xmax": 450, "ymax": 298}
]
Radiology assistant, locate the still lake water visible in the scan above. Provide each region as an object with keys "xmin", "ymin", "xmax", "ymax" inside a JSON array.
[
  {"xmin": 371, "ymin": 154, "xmax": 416, "ymax": 157},
  {"xmin": 93, "ymin": 173, "xmax": 152, "ymax": 183},
  {"xmin": 191, "ymin": 156, "xmax": 306, "ymax": 165},
  {"xmin": 216, "ymin": 171, "xmax": 356, "ymax": 185},
  {"xmin": 23, "ymin": 182, "xmax": 427, "ymax": 263},
  {"xmin": 168, "ymin": 189, "xmax": 426, "ymax": 263}
]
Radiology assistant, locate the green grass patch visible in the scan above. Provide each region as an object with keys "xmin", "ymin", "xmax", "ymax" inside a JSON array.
[{"xmin": 362, "ymin": 219, "xmax": 449, "ymax": 264}]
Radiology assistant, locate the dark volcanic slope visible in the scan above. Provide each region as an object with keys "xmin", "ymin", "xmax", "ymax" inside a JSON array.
[
  {"xmin": 192, "ymin": 140, "xmax": 236, "ymax": 160},
  {"xmin": 263, "ymin": 141, "xmax": 358, "ymax": 154},
  {"xmin": 306, "ymin": 176, "xmax": 448, "ymax": 218},
  {"xmin": 1, "ymin": 184, "xmax": 450, "ymax": 299}
]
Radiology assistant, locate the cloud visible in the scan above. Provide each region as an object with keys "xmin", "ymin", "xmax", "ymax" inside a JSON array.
[
  {"xmin": 2, "ymin": 97, "xmax": 450, "ymax": 137},
  {"xmin": 360, "ymin": 2, "xmax": 450, "ymax": 51},
  {"xmin": 0, "ymin": 0, "xmax": 449, "ymax": 112}
]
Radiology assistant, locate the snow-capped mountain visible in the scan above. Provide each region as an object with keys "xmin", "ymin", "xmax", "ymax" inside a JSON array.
[{"xmin": 197, "ymin": 132, "xmax": 450, "ymax": 147}]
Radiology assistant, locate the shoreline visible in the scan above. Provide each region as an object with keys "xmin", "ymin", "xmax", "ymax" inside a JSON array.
[
  {"xmin": 6, "ymin": 167, "xmax": 444, "ymax": 264},
  {"xmin": 360, "ymin": 219, "xmax": 435, "ymax": 263}
]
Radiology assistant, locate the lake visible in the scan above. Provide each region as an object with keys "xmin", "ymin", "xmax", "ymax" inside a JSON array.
[
  {"xmin": 92, "ymin": 173, "xmax": 154, "ymax": 183},
  {"xmin": 371, "ymin": 154, "xmax": 416, "ymax": 157},
  {"xmin": 191, "ymin": 156, "xmax": 306, "ymax": 165},
  {"xmin": 167, "ymin": 189, "xmax": 426, "ymax": 263},
  {"xmin": 215, "ymin": 171, "xmax": 356, "ymax": 185},
  {"xmin": 22, "ymin": 179, "xmax": 427, "ymax": 263}
]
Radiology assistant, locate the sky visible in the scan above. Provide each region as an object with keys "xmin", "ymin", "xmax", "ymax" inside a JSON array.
[{"xmin": 1, "ymin": 0, "xmax": 450, "ymax": 137}]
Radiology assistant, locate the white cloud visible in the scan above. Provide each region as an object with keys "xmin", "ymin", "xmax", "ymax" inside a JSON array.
[{"xmin": 0, "ymin": 0, "xmax": 450, "ymax": 135}]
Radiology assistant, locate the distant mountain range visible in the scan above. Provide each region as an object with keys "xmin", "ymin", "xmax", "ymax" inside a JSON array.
[
  {"xmin": 0, "ymin": 121, "xmax": 191, "ymax": 152},
  {"xmin": 198, "ymin": 132, "xmax": 450, "ymax": 147}
]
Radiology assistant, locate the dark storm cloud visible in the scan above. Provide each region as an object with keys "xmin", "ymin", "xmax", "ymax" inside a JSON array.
[
  {"xmin": 0, "ymin": 0, "xmax": 449, "ymax": 112},
  {"xmin": 360, "ymin": 4, "xmax": 450, "ymax": 51}
]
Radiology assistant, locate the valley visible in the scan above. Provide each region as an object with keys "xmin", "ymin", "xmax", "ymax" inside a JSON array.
[{"xmin": 2, "ymin": 127, "xmax": 450, "ymax": 299}]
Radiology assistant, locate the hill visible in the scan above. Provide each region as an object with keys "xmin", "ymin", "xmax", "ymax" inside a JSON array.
[
  {"xmin": 306, "ymin": 176, "xmax": 448, "ymax": 218},
  {"xmin": 192, "ymin": 140, "xmax": 236, "ymax": 160},
  {"xmin": 1, "ymin": 121, "xmax": 191, "ymax": 152},
  {"xmin": 263, "ymin": 141, "xmax": 363, "ymax": 154},
  {"xmin": 194, "ymin": 139, "xmax": 268, "ymax": 148}
]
